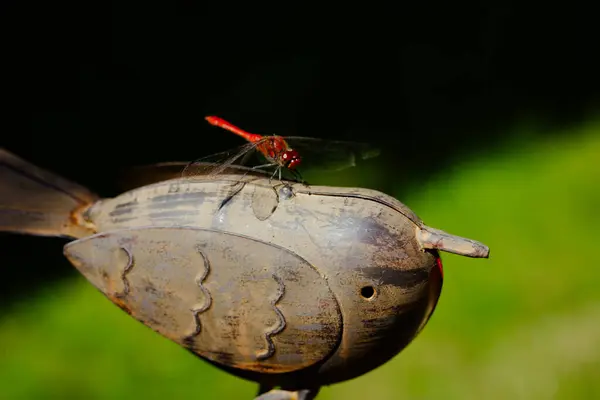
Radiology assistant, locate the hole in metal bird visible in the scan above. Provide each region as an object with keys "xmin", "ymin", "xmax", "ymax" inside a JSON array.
[{"xmin": 360, "ymin": 286, "xmax": 376, "ymax": 300}]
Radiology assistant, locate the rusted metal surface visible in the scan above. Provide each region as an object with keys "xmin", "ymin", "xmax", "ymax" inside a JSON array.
[
  {"xmin": 80, "ymin": 174, "xmax": 474, "ymax": 385},
  {"xmin": 0, "ymin": 149, "xmax": 98, "ymax": 238},
  {"xmin": 64, "ymin": 227, "xmax": 343, "ymax": 374},
  {"xmin": 417, "ymin": 225, "xmax": 490, "ymax": 258},
  {"xmin": 0, "ymin": 148, "xmax": 490, "ymax": 400}
]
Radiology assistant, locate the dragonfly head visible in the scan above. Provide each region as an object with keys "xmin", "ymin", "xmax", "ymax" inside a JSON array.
[{"xmin": 282, "ymin": 149, "xmax": 301, "ymax": 169}]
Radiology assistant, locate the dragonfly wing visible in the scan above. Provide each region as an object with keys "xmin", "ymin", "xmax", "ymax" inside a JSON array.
[
  {"xmin": 117, "ymin": 161, "xmax": 271, "ymax": 192},
  {"xmin": 182, "ymin": 142, "xmax": 271, "ymax": 178},
  {"xmin": 283, "ymin": 137, "xmax": 381, "ymax": 172},
  {"xmin": 118, "ymin": 162, "xmax": 194, "ymax": 191}
]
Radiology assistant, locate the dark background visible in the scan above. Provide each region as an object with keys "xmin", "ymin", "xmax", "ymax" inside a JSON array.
[{"xmin": 1, "ymin": 2, "xmax": 598, "ymax": 308}]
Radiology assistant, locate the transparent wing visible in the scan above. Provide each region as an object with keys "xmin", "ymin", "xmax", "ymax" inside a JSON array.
[
  {"xmin": 118, "ymin": 161, "xmax": 273, "ymax": 191},
  {"xmin": 283, "ymin": 136, "xmax": 381, "ymax": 172},
  {"xmin": 119, "ymin": 136, "xmax": 379, "ymax": 190},
  {"xmin": 118, "ymin": 161, "xmax": 196, "ymax": 191},
  {"xmin": 182, "ymin": 140, "xmax": 275, "ymax": 179}
]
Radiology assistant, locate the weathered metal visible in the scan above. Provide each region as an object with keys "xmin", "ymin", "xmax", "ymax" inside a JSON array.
[{"xmin": 0, "ymin": 149, "xmax": 489, "ymax": 400}]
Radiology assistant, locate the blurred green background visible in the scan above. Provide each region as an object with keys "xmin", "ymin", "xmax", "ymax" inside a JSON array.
[{"xmin": 2, "ymin": 2, "xmax": 600, "ymax": 399}]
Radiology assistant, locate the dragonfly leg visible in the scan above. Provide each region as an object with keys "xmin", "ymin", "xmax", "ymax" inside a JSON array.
[
  {"xmin": 220, "ymin": 162, "xmax": 274, "ymax": 198},
  {"xmin": 252, "ymin": 163, "xmax": 277, "ymax": 170},
  {"xmin": 269, "ymin": 167, "xmax": 281, "ymax": 184}
]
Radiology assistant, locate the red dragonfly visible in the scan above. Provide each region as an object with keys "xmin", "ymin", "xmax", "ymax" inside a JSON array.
[{"xmin": 182, "ymin": 116, "xmax": 380, "ymax": 183}]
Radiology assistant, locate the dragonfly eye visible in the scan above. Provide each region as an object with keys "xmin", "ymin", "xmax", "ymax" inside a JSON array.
[{"xmin": 283, "ymin": 150, "xmax": 301, "ymax": 169}]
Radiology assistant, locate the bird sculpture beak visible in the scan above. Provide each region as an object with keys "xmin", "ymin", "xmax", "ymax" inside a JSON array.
[{"xmin": 416, "ymin": 225, "xmax": 490, "ymax": 258}]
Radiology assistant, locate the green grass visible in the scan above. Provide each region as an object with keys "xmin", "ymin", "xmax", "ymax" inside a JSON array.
[{"xmin": 2, "ymin": 121, "xmax": 599, "ymax": 399}]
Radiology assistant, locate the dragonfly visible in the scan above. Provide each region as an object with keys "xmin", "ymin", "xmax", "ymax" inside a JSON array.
[{"xmin": 181, "ymin": 116, "xmax": 381, "ymax": 183}]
